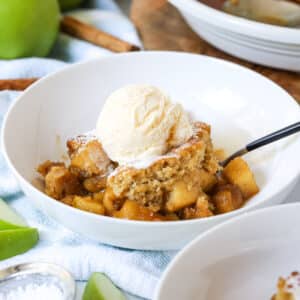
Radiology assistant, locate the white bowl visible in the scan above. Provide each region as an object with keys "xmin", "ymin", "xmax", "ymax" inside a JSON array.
[
  {"xmin": 2, "ymin": 52, "xmax": 300, "ymax": 250},
  {"xmin": 155, "ymin": 203, "xmax": 300, "ymax": 299},
  {"xmin": 169, "ymin": 0, "xmax": 300, "ymax": 71}
]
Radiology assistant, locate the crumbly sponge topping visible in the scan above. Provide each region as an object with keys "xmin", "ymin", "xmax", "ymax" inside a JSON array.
[{"xmin": 107, "ymin": 122, "xmax": 220, "ymax": 211}]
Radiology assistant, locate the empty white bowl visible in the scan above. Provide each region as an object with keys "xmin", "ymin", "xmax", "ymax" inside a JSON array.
[
  {"xmin": 155, "ymin": 203, "xmax": 300, "ymax": 299},
  {"xmin": 2, "ymin": 52, "xmax": 300, "ymax": 250},
  {"xmin": 169, "ymin": 0, "xmax": 300, "ymax": 71}
]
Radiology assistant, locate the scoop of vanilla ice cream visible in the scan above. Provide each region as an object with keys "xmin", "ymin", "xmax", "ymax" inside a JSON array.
[{"xmin": 96, "ymin": 85, "xmax": 193, "ymax": 164}]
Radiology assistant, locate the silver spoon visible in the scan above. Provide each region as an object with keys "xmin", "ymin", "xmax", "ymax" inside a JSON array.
[{"xmin": 221, "ymin": 121, "xmax": 300, "ymax": 167}]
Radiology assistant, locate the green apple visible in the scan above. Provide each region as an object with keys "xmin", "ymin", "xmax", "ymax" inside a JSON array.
[
  {"xmin": 0, "ymin": 0, "xmax": 60, "ymax": 59},
  {"xmin": 0, "ymin": 199, "xmax": 39, "ymax": 260},
  {"xmin": 0, "ymin": 198, "xmax": 27, "ymax": 230},
  {"xmin": 0, "ymin": 220, "xmax": 22, "ymax": 230},
  {"xmin": 59, "ymin": 0, "xmax": 84, "ymax": 11},
  {"xmin": 0, "ymin": 228, "xmax": 38, "ymax": 260},
  {"xmin": 83, "ymin": 273, "xmax": 127, "ymax": 300}
]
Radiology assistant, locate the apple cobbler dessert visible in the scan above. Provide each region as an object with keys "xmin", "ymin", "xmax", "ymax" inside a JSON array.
[
  {"xmin": 272, "ymin": 272, "xmax": 300, "ymax": 300},
  {"xmin": 37, "ymin": 85, "xmax": 259, "ymax": 221}
]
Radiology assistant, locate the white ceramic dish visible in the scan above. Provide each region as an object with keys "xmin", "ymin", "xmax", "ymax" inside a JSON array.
[
  {"xmin": 2, "ymin": 52, "xmax": 300, "ymax": 250},
  {"xmin": 169, "ymin": 0, "xmax": 300, "ymax": 71},
  {"xmin": 155, "ymin": 203, "xmax": 300, "ymax": 300}
]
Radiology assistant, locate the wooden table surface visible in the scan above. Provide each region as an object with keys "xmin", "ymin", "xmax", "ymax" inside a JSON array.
[{"xmin": 130, "ymin": 0, "xmax": 300, "ymax": 104}]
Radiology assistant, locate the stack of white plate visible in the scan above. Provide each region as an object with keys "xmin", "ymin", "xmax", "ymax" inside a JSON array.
[{"xmin": 169, "ymin": 0, "xmax": 300, "ymax": 71}]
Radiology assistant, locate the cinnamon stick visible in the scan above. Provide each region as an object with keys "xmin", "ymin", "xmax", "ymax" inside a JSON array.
[
  {"xmin": 60, "ymin": 16, "xmax": 140, "ymax": 53},
  {"xmin": 0, "ymin": 78, "xmax": 38, "ymax": 91}
]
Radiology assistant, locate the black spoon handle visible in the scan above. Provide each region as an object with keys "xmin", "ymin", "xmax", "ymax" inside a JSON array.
[
  {"xmin": 246, "ymin": 121, "xmax": 300, "ymax": 152},
  {"xmin": 220, "ymin": 121, "xmax": 300, "ymax": 167}
]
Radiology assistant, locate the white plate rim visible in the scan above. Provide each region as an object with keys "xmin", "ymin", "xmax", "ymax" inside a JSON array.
[
  {"xmin": 169, "ymin": 0, "xmax": 300, "ymax": 44},
  {"xmin": 154, "ymin": 202, "xmax": 300, "ymax": 299}
]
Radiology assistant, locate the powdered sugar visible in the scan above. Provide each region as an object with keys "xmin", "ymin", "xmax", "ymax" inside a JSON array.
[
  {"xmin": 72, "ymin": 130, "xmax": 97, "ymax": 148},
  {"xmin": 0, "ymin": 283, "xmax": 63, "ymax": 300},
  {"xmin": 125, "ymin": 153, "xmax": 178, "ymax": 169},
  {"xmin": 108, "ymin": 152, "xmax": 179, "ymax": 178},
  {"xmin": 0, "ymin": 269, "xmax": 72, "ymax": 300}
]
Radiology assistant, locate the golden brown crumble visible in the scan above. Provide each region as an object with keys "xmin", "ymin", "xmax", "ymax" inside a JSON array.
[{"xmin": 37, "ymin": 122, "xmax": 259, "ymax": 221}]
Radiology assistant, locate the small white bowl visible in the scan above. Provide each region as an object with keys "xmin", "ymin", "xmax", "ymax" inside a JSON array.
[
  {"xmin": 2, "ymin": 52, "xmax": 300, "ymax": 250},
  {"xmin": 169, "ymin": 0, "xmax": 300, "ymax": 71},
  {"xmin": 155, "ymin": 203, "xmax": 300, "ymax": 300}
]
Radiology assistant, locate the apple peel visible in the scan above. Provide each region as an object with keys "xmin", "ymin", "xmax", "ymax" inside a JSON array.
[
  {"xmin": 0, "ymin": 228, "xmax": 39, "ymax": 260},
  {"xmin": 83, "ymin": 273, "xmax": 127, "ymax": 300}
]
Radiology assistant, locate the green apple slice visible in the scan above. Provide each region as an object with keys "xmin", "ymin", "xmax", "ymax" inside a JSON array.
[
  {"xmin": 0, "ymin": 198, "xmax": 27, "ymax": 230},
  {"xmin": 83, "ymin": 273, "xmax": 127, "ymax": 300},
  {"xmin": 0, "ymin": 228, "xmax": 38, "ymax": 260},
  {"xmin": 0, "ymin": 220, "xmax": 22, "ymax": 230}
]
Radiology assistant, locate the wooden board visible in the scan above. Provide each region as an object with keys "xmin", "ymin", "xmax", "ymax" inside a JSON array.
[{"xmin": 131, "ymin": 0, "xmax": 300, "ymax": 103}]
